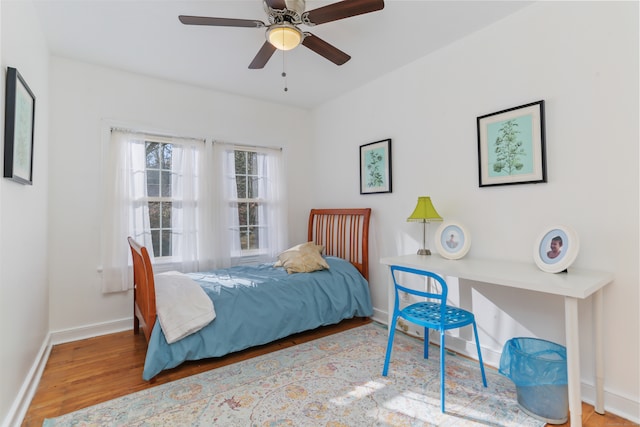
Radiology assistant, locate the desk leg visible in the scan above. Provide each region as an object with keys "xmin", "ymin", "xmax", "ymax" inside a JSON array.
[
  {"xmin": 387, "ymin": 267, "xmax": 393, "ymax": 336},
  {"xmin": 565, "ymin": 296, "xmax": 582, "ymax": 427},
  {"xmin": 594, "ymin": 289, "xmax": 605, "ymax": 414}
]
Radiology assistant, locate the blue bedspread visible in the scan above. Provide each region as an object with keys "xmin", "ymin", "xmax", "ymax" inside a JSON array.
[{"xmin": 142, "ymin": 256, "xmax": 373, "ymax": 380}]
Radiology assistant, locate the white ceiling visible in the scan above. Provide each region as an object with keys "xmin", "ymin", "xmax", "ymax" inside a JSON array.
[{"xmin": 33, "ymin": 0, "xmax": 533, "ymax": 109}]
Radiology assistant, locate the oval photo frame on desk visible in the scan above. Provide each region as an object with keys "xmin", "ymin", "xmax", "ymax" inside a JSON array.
[
  {"xmin": 435, "ymin": 221, "xmax": 471, "ymax": 260},
  {"xmin": 533, "ymin": 225, "xmax": 580, "ymax": 273}
]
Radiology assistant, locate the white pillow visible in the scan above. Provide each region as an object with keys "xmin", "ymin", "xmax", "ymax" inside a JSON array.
[{"xmin": 154, "ymin": 271, "xmax": 216, "ymax": 344}]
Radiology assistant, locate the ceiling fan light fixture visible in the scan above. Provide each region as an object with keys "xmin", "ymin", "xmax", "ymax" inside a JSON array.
[{"xmin": 267, "ymin": 23, "xmax": 302, "ymax": 51}]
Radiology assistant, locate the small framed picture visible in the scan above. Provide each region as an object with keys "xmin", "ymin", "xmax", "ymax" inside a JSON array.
[
  {"xmin": 477, "ymin": 100, "xmax": 546, "ymax": 187},
  {"xmin": 533, "ymin": 225, "xmax": 580, "ymax": 273},
  {"xmin": 4, "ymin": 67, "xmax": 36, "ymax": 185},
  {"xmin": 434, "ymin": 221, "xmax": 471, "ymax": 260},
  {"xmin": 360, "ymin": 138, "xmax": 392, "ymax": 194}
]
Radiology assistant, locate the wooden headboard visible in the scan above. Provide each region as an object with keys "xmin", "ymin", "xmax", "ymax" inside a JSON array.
[
  {"xmin": 129, "ymin": 208, "xmax": 372, "ymax": 343},
  {"xmin": 308, "ymin": 208, "xmax": 371, "ymax": 281}
]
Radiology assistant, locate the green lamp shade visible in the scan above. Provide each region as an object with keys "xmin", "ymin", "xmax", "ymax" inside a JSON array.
[{"xmin": 407, "ymin": 196, "xmax": 443, "ymax": 222}]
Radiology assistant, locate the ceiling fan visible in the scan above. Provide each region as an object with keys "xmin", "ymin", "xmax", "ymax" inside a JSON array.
[{"xmin": 179, "ymin": 0, "xmax": 385, "ymax": 69}]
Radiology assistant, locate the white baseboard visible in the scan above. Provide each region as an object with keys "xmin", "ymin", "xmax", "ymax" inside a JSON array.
[
  {"xmin": 2, "ymin": 334, "xmax": 51, "ymax": 427},
  {"xmin": 4, "ymin": 317, "xmax": 135, "ymax": 427},
  {"xmin": 580, "ymin": 383, "xmax": 640, "ymax": 424},
  {"xmin": 50, "ymin": 317, "xmax": 133, "ymax": 345},
  {"xmin": 371, "ymin": 307, "xmax": 387, "ymax": 326}
]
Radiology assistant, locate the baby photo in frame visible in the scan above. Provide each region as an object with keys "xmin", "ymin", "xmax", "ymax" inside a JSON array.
[
  {"xmin": 533, "ymin": 225, "xmax": 580, "ymax": 273},
  {"xmin": 434, "ymin": 221, "xmax": 471, "ymax": 260}
]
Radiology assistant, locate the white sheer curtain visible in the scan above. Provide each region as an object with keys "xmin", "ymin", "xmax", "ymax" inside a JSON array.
[
  {"xmin": 101, "ymin": 131, "xmax": 151, "ymax": 293},
  {"xmin": 168, "ymin": 137, "xmax": 209, "ymax": 273},
  {"xmin": 101, "ymin": 130, "xmax": 207, "ymax": 293},
  {"xmin": 209, "ymin": 142, "xmax": 241, "ymax": 269},
  {"xmin": 255, "ymin": 146, "xmax": 288, "ymax": 260}
]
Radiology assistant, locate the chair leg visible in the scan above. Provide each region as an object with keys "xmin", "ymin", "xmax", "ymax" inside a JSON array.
[
  {"xmin": 472, "ymin": 321, "xmax": 488, "ymax": 387},
  {"xmin": 382, "ymin": 315, "xmax": 399, "ymax": 376},
  {"xmin": 440, "ymin": 330, "xmax": 446, "ymax": 413},
  {"xmin": 423, "ymin": 327, "xmax": 430, "ymax": 359}
]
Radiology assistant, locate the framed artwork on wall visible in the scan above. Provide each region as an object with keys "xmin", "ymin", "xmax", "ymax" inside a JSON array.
[
  {"xmin": 477, "ymin": 100, "xmax": 546, "ymax": 187},
  {"xmin": 434, "ymin": 221, "xmax": 471, "ymax": 260},
  {"xmin": 4, "ymin": 67, "xmax": 36, "ymax": 185},
  {"xmin": 360, "ymin": 138, "xmax": 392, "ymax": 194},
  {"xmin": 533, "ymin": 225, "xmax": 580, "ymax": 273}
]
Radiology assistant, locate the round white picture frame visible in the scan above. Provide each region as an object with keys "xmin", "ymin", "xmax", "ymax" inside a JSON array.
[
  {"xmin": 434, "ymin": 221, "xmax": 471, "ymax": 260},
  {"xmin": 533, "ymin": 225, "xmax": 580, "ymax": 273}
]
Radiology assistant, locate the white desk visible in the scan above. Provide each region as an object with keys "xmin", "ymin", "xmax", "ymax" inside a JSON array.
[{"xmin": 380, "ymin": 254, "xmax": 614, "ymax": 427}]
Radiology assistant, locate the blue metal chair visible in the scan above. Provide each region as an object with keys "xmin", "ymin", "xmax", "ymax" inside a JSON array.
[{"xmin": 382, "ymin": 265, "xmax": 487, "ymax": 412}]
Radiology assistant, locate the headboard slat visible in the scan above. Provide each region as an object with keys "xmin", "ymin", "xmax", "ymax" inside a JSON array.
[{"xmin": 308, "ymin": 208, "xmax": 371, "ymax": 281}]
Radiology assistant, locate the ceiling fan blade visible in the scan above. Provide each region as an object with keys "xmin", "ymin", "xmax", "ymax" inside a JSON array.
[
  {"xmin": 264, "ymin": 0, "xmax": 287, "ymax": 10},
  {"xmin": 249, "ymin": 41, "xmax": 278, "ymax": 69},
  {"xmin": 302, "ymin": 33, "xmax": 351, "ymax": 66},
  {"xmin": 304, "ymin": 0, "xmax": 384, "ymax": 26},
  {"xmin": 179, "ymin": 15, "xmax": 265, "ymax": 28}
]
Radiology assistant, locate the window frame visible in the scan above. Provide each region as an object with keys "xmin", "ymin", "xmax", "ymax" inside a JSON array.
[
  {"xmin": 144, "ymin": 139, "xmax": 175, "ymax": 262},
  {"xmin": 231, "ymin": 149, "xmax": 269, "ymax": 259}
]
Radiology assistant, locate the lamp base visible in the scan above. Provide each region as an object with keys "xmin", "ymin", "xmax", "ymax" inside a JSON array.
[{"xmin": 417, "ymin": 248, "xmax": 432, "ymax": 255}]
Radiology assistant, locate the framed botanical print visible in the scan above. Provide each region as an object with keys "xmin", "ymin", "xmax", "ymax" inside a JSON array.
[
  {"xmin": 4, "ymin": 67, "xmax": 35, "ymax": 185},
  {"xmin": 477, "ymin": 100, "xmax": 546, "ymax": 187},
  {"xmin": 360, "ymin": 138, "xmax": 392, "ymax": 194}
]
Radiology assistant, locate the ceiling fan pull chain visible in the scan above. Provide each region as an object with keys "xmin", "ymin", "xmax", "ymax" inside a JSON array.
[{"xmin": 282, "ymin": 49, "xmax": 288, "ymax": 92}]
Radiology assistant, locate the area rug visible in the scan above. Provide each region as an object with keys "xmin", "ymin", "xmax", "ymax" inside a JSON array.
[{"xmin": 43, "ymin": 322, "xmax": 543, "ymax": 426}]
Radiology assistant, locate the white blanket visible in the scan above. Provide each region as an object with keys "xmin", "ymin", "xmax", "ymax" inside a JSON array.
[{"xmin": 154, "ymin": 271, "xmax": 216, "ymax": 344}]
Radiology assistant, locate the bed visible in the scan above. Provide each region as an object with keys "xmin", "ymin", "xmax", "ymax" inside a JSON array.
[{"xmin": 128, "ymin": 208, "xmax": 373, "ymax": 380}]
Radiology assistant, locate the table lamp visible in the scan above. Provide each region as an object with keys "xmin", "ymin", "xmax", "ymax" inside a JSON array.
[{"xmin": 407, "ymin": 196, "xmax": 443, "ymax": 255}]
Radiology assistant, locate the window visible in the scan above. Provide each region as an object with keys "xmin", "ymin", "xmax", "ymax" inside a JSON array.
[
  {"xmin": 214, "ymin": 143, "xmax": 287, "ymax": 264},
  {"xmin": 145, "ymin": 141, "xmax": 173, "ymax": 258},
  {"xmin": 102, "ymin": 131, "xmax": 286, "ymax": 293},
  {"xmin": 234, "ymin": 150, "xmax": 261, "ymax": 253}
]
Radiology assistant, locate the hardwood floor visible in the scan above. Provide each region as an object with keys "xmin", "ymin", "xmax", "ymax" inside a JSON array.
[
  {"xmin": 22, "ymin": 317, "xmax": 370, "ymax": 426},
  {"xmin": 22, "ymin": 318, "xmax": 636, "ymax": 426}
]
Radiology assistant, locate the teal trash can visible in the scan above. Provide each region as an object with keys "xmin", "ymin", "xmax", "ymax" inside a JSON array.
[{"xmin": 499, "ymin": 337, "xmax": 568, "ymax": 424}]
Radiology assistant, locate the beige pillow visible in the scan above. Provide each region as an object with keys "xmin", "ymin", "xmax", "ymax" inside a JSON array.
[
  {"xmin": 273, "ymin": 242, "xmax": 323, "ymax": 267},
  {"xmin": 274, "ymin": 242, "xmax": 329, "ymax": 274}
]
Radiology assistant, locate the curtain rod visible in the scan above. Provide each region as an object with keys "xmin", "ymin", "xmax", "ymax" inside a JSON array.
[
  {"xmin": 110, "ymin": 127, "xmax": 206, "ymax": 143},
  {"xmin": 213, "ymin": 140, "xmax": 282, "ymax": 152},
  {"xmin": 110, "ymin": 129, "xmax": 282, "ymax": 152}
]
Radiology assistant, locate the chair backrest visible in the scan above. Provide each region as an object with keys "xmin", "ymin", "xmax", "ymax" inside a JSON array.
[{"xmin": 390, "ymin": 265, "xmax": 449, "ymax": 316}]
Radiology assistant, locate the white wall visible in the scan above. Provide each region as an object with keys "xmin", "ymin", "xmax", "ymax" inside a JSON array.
[
  {"xmin": 3, "ymin": 0, "xmax": 638, "ymax": 425},
  {"xmin": 0, "ymin": 2, "xmax": 50, "ymax": 426},
  {"xmin": 311, "ymin": 1, "xmax": 639, "ymax": 421},
  {"xmin": 47, "ymin": 58, "xmax": 314, "ymax": 334}
]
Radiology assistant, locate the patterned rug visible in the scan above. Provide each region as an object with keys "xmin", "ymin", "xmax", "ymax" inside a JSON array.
[{"xmin": 43, "ymin": 323, "xmax": 543, "ymax": 426}]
